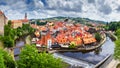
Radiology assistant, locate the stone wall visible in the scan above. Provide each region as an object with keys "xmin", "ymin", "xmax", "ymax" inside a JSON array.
[{"xmin": 0, "ymin": 14, "xmax": 7, "ymax": 35}]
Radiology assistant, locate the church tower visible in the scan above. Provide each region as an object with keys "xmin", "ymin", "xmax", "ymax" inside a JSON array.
[{"xmin": 25, "ymin": 13, "xmax": 27, "ymax": 20}]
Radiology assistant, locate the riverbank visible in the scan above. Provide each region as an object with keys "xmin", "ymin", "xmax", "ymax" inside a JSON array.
[
  {"xmin": 106, "ymin": 59, "xmax": 119, "ymax": 68},
  {"xmin": 106, "ymin": 31, "xmax": 118, "ymax": 41},
  {"xmin": 53, "ymin": 37, "xmax": 115, "ymax": 68}
]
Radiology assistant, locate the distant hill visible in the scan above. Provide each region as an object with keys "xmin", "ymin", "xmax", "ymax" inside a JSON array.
[{"xmin": 30, "ymin": 16, "xmax": 107, "ymax": 24}]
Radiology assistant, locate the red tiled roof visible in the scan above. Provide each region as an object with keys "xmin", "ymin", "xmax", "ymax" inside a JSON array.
[
  {"xmin": 11, "ymin": 20, "xmax": 22, "ymax": 24},
  {"xmin": 83, "ymin": 37, "xmax": 96, "ymax": 44},
  {"xmin": 21, "ymin": 19, "xmax": 29, "ymax": 23}
]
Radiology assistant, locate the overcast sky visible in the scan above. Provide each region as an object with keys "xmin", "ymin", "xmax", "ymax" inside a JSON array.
[{"xmin": 0, "ymin": 0, "xmax": 120, "ymax": 22}]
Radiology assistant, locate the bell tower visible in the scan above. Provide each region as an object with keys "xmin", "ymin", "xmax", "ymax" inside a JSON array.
[{"xmin": 25, "ymin": 13, "xmax": 27, "ymax": 20}]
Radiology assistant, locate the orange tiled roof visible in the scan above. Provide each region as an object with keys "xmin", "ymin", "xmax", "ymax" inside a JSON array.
[
  {"xmin": 68, "ymin": 36, "xmax": 74, "ymax": 42},
  {"xmin": 83, "ymin": 37, "xmax": 96, "ymax": 44},
  {"xmin": 40, "ymin": 26, "xmax": 47, "ymax": 31},
  {"xmin": 11, "ymin": 20, "xmax": 22, "ymax": 24},
  {"xmin": 21, "ymin": 19, "xmax": 29, "ymax": 23}
]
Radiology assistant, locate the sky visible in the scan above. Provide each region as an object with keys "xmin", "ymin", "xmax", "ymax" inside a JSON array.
[{"xmin": 0, "ymin": 0, "xmax": 120, "ymax": 22}]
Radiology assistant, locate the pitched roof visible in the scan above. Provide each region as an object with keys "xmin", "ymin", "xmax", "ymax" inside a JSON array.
[
  {"xmin": 21, "ymin": 19, "xmax": 29, "ymax": 23},
  {"xmin": 11, "ymin": 20, "xmax": 22, "ymax": 24}
]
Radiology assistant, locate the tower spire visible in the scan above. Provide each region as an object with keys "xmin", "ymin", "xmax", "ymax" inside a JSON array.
[{"xmin": 25, "ymin": 13, "xmax": 27, "ymax": 20}]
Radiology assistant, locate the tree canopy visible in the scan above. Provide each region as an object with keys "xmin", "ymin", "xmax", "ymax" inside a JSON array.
[
  {"xmin": 115, "ymin": 29, "xmax": 120, "ymax": 38},
  {"xmin": 107, "ymin": 21, "xmax": 120, "ymax": 31},
  {"xmin": 1, "ymin": 20, "xmax": 35, "ymax": 48},
  {"xmin": 17, "ymin": 45, "xmax": 64, "ymax": 68},
  {"xmin": 95, "ymin": 33, "xmax": 102, "ymax": 42},
  {"xmin": 0, "ymin": 49, "xmax": 16, "ymax": 68},
  {"xmin": 114, "ymin": 28, "xmax": 120, "ymax": 60},
  {"xmin": 114, "ymin": 39, "xmax": 120, "ymax": 60}
]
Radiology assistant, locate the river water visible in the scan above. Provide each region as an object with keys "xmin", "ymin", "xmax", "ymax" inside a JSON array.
[
  {"xmin": 14, "ymin": 41, "xmax": 25, "ymax": 60},
  {"xmin": 53, "ymin": 37, "xmax": 115, "ymax": 68},
  {"xmin": 14, "ymin": 37, "xmax": 115, "ymax": 67}
]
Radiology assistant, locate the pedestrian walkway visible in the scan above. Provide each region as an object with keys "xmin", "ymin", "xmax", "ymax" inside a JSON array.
[{"xmin": 105, "ymin": 59, "xmax": 119, "ymax": 68}]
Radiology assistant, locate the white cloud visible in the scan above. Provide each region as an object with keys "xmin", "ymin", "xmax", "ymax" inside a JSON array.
[{"xmin": 0, "ymin": 0, "xmax": 120, "ymax": 22}]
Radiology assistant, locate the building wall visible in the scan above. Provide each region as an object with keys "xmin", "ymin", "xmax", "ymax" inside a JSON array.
[
  {"xmin": 0, "ymin": 14, "xmax": 7, "ymax": 35},
  {"xmin": 12, "ymin": 22, "xmax": 22, "ymax": 29}
]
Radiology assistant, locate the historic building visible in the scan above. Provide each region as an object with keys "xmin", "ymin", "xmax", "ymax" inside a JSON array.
[
  {"xmin": 0, "ymin": 10, "xmax": 8, "ymax": 35},
  {"xmin": 11, "ymin": 20, "xmax": 22, "ymax": 29},
  {"xmin": 11, "ymin": 13, "xmax": 29, "ymax": 28},
  {"xmin": 21, "ymin": 13, "xmax": 29, "ymax": 24}
]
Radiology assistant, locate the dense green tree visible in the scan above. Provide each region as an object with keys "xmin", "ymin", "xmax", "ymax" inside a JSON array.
[
  {"xmin": 3, "ymin": 21, "xmax": 35, "ymax": 47},
  {"xmin": 95, "ymin": 33, "xmax": 102, "ymax": 42},
  {"xmin": 107, "ymin": 21, "xmax": 120, "ymax": 31},
  {"xmin": 4, "ymin": 25, "xmax": 11, "ymax": 36},
  {"xmin": 0, "ymin": 53, "xmax": 5, "ymax": 68},
  {"xmin": 21, "ymin": 24, "xmax": 35, "ymax": 35},
  {"xmin": 8, "ymin": 20, "xmax": 12, "ymax": 27},
  {"xmin": 115, "ymin": 29, "xmax": 120, "ymax": 38},
  {"xmin": 114, "ymin": 40, "xmax": 120, "ymax": 60},
  {"xmin": 17, "ymin": 45, "xmax": 64, "ymax": 68},
  {"xmin": 0, "ymin": 49, "xmax": 16, "ymax": 68},
  {"xmin": 16, "ymin": 27, "xmax": 23, "ymax": 37},
  {"xmin": 36, "ymin": 20, "xmax": 47, "ymax": 26},
  {"xmin": 3, "ymin": 36, "xmax": 14, "ymax": 47}
]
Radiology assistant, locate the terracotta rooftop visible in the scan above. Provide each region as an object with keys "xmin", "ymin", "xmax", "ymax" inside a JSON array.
[
  {"xmin": 11, "ymin": 20, "xmax": 22, "ymax": 23},
  {"xmin": 21, "ymin": 19, "xmax": 29, "ymax": 23}
]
